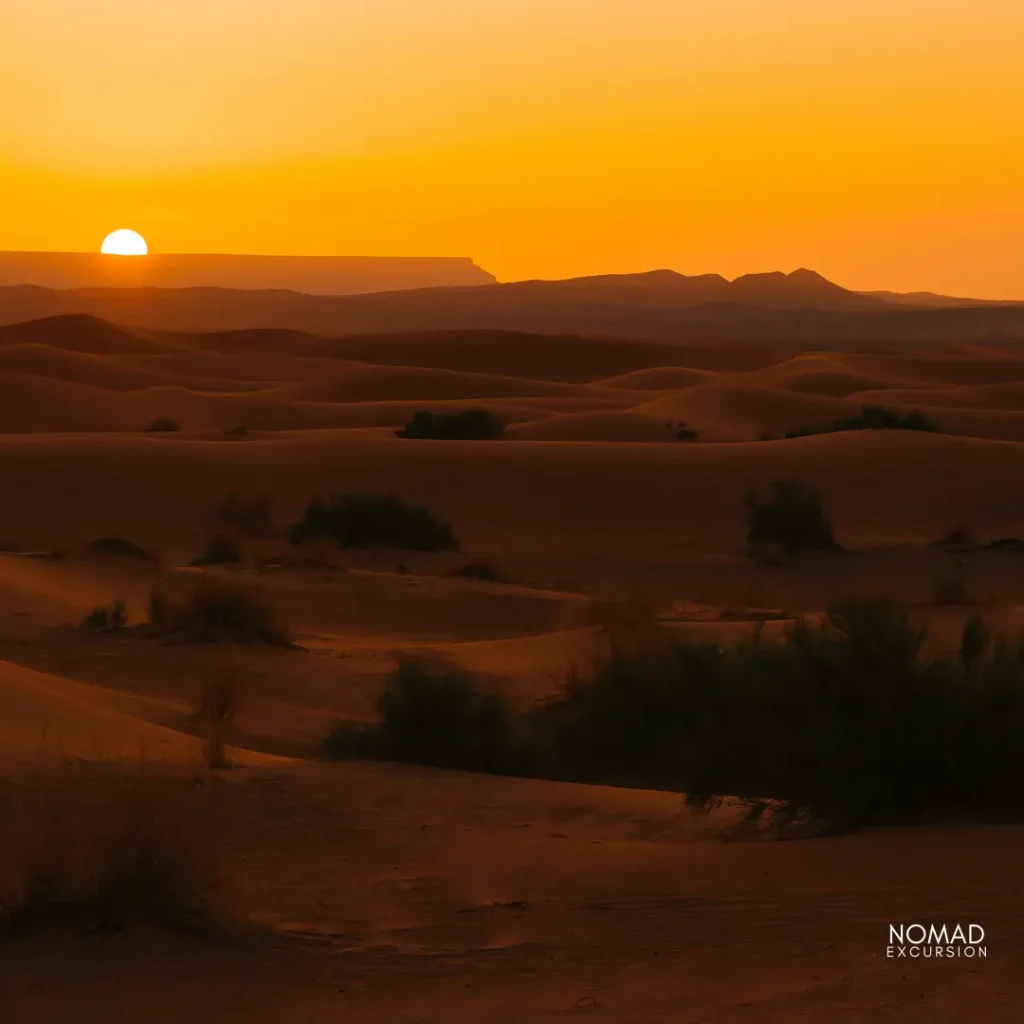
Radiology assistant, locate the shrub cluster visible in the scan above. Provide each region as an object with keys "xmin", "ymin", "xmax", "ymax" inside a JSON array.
[
  {"xmin": 147, "ymin": 581, "xmax": 291, "ymax": 646},
  {"xmin": 290, "ymin": 493, "xmax": 459, "ymax": 553},
  {"xmin": 325, "ymin": 659, "xmax": 514, "ymax": 773},
  {"xmin": 326, "ymin": 602, "xmax": 1024, "ymax": 832},
  {"xmin": 396, "ymin": 408, "xmax": 505, "ymax": 440},
  {"xmin": 215, "ymin": 490, "xmax": 275, "ymax": 538},
  {"xmin": 191, "ymin": 532, "xmax": 245, "ymax": 567},
  {"xmin": 760, "ymin": 405, "xmax": 939, "ymax": 441},
  {"xmin": 745, "ymin": 480, "xmax": 838, "ymax": 555},
  {"xmin": 82, "ymin": 536, "xmax": 160, "ymax": 563},
  {"xmin": 82, "ymin": 600, "xmax": 128, "ymax": 631},
  {"xmin": 445, "ymin": 560, "xmax": 507, "ymax": 583},
  {"xmin": 145, "ymin": 418, "xmax": 182, "ymax": 433}
]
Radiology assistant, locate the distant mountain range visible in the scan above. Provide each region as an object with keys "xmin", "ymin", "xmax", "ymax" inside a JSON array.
[
  {"xmin": 0, "ymin": 251, "xmax": 495, "ymax": 294},
  {"xmin": 857, "ymin": 289, "xmax": 1024, "ymax": 309},
  {"xmin": 2, "ymin": 267, "xmax": 1024, "ymax": 342}
]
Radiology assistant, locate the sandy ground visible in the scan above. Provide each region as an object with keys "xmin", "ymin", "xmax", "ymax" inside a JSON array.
[{"xmin": 3, "ymin": 315, "xmax": 1024, "ymax": 1020}]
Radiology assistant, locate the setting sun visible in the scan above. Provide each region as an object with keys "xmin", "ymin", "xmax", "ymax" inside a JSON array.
[{"xmin": 101, "ymin": 229, "xmax": 148, "ymax": 256}]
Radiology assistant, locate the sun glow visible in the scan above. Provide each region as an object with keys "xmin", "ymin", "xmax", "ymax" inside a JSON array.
[{"xmin": 101, "ymin": 229, "xmax": 148, "ymax": 256}]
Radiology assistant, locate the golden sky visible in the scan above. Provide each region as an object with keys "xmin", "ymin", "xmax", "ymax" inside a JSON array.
[{"xmin": 2, "ymin": 0, "xmax": 1023, "ymax": 296}]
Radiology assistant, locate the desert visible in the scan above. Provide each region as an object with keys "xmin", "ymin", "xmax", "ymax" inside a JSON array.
[{"xmin": 1, "ymin": 277, "xmax": 1024, "ymax": 1020}]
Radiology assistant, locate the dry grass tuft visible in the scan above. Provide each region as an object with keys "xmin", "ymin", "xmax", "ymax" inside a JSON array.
[
  {"xmin": 195, "ymin": 671, "xmax": 241, "ymax": 770},
  {"xmin": 0, "ymin": 764, "xmax": 230, "ymax": 933}
]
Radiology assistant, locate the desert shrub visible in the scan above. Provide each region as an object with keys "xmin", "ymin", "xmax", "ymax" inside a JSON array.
[
  {"xmin": 395, "ymin": 408, "xmax": 505, "ymax": 440},
  {"xmin": 0, "ymin": 765, "xmax": 227, "ymax": 932},
  {"xmin": 145, "ymin": 418, "xmax": 181, "ymax": 433},
  {"xmin": 191, "ymin": 532, "xmax": 245, "ymax": 567},
  {"xmin": 936, "ymin": 524, "xmax": 975, "ymax": 548},
  {"xmin": 290, "ymin": 493, "xmax": 459, "ymax": 553},
  {"xmin": 322, "ymin": 720, "xmax": 385, "ymax": 760},
  {"xmin": 148, "ymin": 581, "xmax": 291, "ymax": 646},
  {"xmin": 674, "ymin": 421, "xmax": 698, "ymax": 441},
  {"xmin": 195, "ymin": 672, "xmax": 240, "ymax": 770},
  {"xmin": 146, "ymin": 589, "xmax": 179, "ymax": 631},
  {"xmin": 559, "ymin": 600, "xmax": 1024, "ymax": 826},
  {"xmin": 83, "ymin": 536, "xmax": 159, "ymax": 563},
  {"xmin": 215, "ymin": 489, "xmax": 275, "ymax": 538},
  {"xmin": 323, "ymin": 600, "xmax": 1024, "ymax": 831},
  {"xmin": 780, "ymin": 405, "xmax": 940, "ymax": 439},
  {"xmin": 223, "ymin": 425, "xmax": 249, "ymax": 437},
  {"xmin": 327, "ymin": 659, "xmax": 515, "ymax": 773},
  {"xmin": 745, "ymin": 480, "xmax": 838, "ymax": 556},
  {"xmin": 960, "ymin": 614, "xmax": 990, "ymax": 673},
  {"xmin": 82, "ymin": 600, "xmax": 127, "ymax": 632},
  {"xmin": 933, "ymin": 570, "xmax": 972, "ymax": 606},
  {"xmin": 445, "ymin": 560, "xmax": 506, "ymax": 583}
]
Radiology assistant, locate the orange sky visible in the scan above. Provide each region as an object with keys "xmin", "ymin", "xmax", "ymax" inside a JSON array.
[{"xmin": 2, "ymin": 0, "xmax": 1023, "ymax": 297}]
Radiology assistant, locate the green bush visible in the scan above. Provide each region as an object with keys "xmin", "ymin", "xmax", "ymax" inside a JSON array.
[
  {"xmin": 396, "ymin": 409, "xmax": 505, "ymax": 440},
  {"xmin": 290, "ymin": 493, "xmax": 459, "ymax": 553},
  {"xmin": 674, "ymin": 421, "xmax": 698, "ymax": 441},
  {"xmin": 744, "ymin": 480, "xmax": 838, "ymax": 555},
  {"xmin": 190, "ymin": 533, "xmax": 245, "ymax": 567}
]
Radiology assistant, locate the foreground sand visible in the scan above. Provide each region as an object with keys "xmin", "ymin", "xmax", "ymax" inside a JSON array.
[
  {"xmin": 3, "ymin": 761, "xmax": 1023, "ymax": 1022},
  {"xmin": 3, "ymin": 316, "xmax": 1024, "ymax": 1020}
]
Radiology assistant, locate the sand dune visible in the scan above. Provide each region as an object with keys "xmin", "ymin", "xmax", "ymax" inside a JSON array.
[
  {"xmin": 6, "ymin": 313, "xmax": 1024, "ymax": 1024},
  {"xmin": 285, "ymin": 362, "xmax": 625, "ymax": 404},
  {"xmin": 592, "ymin": 366, "xmax": 719, "ymax": 390},
  {"xmin": 0, "ymin": 314, "xmax": 178, "ymax": 354},
  {"xmin": 0, "ymin": 429, "xmax": 1022, "ymax": 558},
  {"xmin": 305, "ymin": 330, "xmax": 690, "ymax": 382},
  {"xmin": 0, "ymin": 661, "xmax": 204, "ymax": 762},
  {"xmin": 633, "ymin": 384, "xmax": 859, "ymax": 440},
  {"xmin": 507, "ymin": 410, "xmax": 677, "ymax": 442},
  {"xmin": 850, "ymin": 381, "xmax": 1024, "ymax": 410},
  {"xmin": 0, "ymin": 343, "xmax": 273, "ymax": 393},
  {"xmin": 4, "ymin": 313, "xmax": 1024, "ymax": 1022},
  {"xmin": 742, "ymin": 353, "xmax": 891, "ymax": 396}
]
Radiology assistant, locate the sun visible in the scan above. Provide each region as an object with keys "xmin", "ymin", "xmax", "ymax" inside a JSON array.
[{"xmin": 101, "ymin": 229, "xmax": 148, "ymax": 256}]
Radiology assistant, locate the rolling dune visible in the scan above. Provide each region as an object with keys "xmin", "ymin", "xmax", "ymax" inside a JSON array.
[{"xmin": 4, "ymin": 314, "xmax": 1024, "ymax": 1023}]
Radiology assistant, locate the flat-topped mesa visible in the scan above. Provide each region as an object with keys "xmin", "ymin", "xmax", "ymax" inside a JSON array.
[{"xmin": 0, "ymin": 252, "xmax": 497, "ymax": 295}]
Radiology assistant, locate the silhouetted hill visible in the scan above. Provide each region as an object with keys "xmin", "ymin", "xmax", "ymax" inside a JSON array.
[
  {"xmin": 0, "ymin": 314, "xmax": 176, "ymax": 354},
  {"xmin": 859, "ymin": 290, "xmax": 1024, "ymax": 309},
  {"xmin": 0, "ymin": 252, "xmax": 496, "ymax": 294},
  {"xmin": 4, "ymin": 270, "xmax": 1024, "ymax": 342}
]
